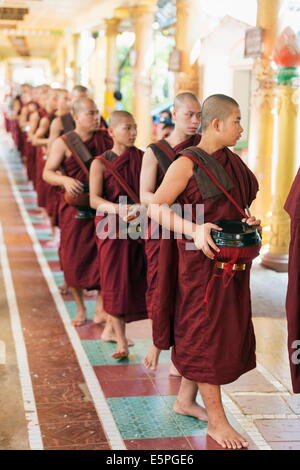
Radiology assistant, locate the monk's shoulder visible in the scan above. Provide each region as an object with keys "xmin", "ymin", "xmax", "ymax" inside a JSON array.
[{"xmin": 169, "ymin": 154, "xmax": 194, "ymax": 176}]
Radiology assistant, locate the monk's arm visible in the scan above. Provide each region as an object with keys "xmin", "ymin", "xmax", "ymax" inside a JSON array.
[
  {"xmin": 148, "ymin": 158, "xmax": 196, "ymax": 238},
  {"xmin": 28, "ymin": 112, "xmax": 40, "ymax": 138},
  {"xmin": 19, "ymin": 107, "xmax": 28, "ymax": 128},
  {"xmin": 148, "ymin": 157, "xmax": 221, "ymax": 259},
  {"xmin": 32, "ymin": 118, "xmax": 50, "ymax": 146},
  {"xmin": 90, "ymin": 159, "xmax": 123, "ymax": 215},
  {"xmin": 48, "ymin": 117, "xmax": 63, "ymax": 151},
  {"xmin": 43, "ymin": 138, "xmax": 83, "ymax": 195},
  {"xmin": 140, "ymin": 147, "xmax": 158, "ymax": 207}
]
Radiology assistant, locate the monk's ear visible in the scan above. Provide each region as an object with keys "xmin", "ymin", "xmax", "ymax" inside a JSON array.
[
  {"xmin": 211, "ymin": 118, "xmax": 221, "ymax": 132},
  {"xmin": 172, "ymin": 108, "xmax": 176, "ymax": 122},
  {"xmin": 108, "ymin": 127, "xmax": 114, "ymax": 139}
]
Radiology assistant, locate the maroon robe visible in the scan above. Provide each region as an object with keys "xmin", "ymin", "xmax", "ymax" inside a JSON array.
[
  {"xmin": 59, "ymin": 130, "xmax": 113, "ymax": 289},
  {"xmin": 35, "ymin": 112, "xmax": 57, "ymax": 209},
  {"xmin": 155, "ymin": 146, "xmax": 258, "ymax": 385},
  {"xmin": 284, "ymin": 168, "xmax": 300, "ymax": 393},
  {"xmin": 23, "ymin": 103, "xmax": 39, "ymax": 182},
  {"xmin": 145, "ymin": 134, "xmax": 201, "ymax": 320},
  {"xmin": 95, "ymin": 147, "xmax": 147, "ymax": 322}
]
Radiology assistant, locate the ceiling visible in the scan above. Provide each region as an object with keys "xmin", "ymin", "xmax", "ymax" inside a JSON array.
[{"xmin": 0, "ymin": 0, "xmax": 130, "ymax": 59}]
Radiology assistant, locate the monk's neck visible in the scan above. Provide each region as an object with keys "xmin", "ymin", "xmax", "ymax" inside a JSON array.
[
  {"xmin": 75, "ymin": 127, "xmax": 94, "ymax": 142},
  {"xmin": 166, "ymin": 128, "xmax": 191, "ymax": 148},
  {"xmin": 46, "ymin": 106, "xmax": 56, "ymax": 116},
  {"xmin": 111, "ymin": 142, "xmax": 130, "ymax": 156},
  {"xmin": 197, "ymin": 134, "xmax": 223, "ymax": 155},
  {"xmin": 57, "ymin": 107, "xmax": 70, "ymax": 117}
]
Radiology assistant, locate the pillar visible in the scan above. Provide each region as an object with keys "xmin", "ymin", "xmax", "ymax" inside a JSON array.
[
  {"xmin": 261, "ymin": 63, "xmax": 300, "ymax": 271},
  {"xmin": 65, "ymin": 32, "xmax": 80, "ymax": 90},
  {"xmin": 132, "ymin": 0, "xmax": 157, "ymax": 148},
  {"xmin": 248, "ymin": 0, "xmax": 282, "ymax": 229},
  {"xmin": 91, "ymin": 32, "xmax": 106, "ymax": 114},
  {"xmin": 56, "ymin": 40, "xmax": 67, "ymax": 86},
  {"xmin": 175, "ymin": 0, "xmax": 201, "ymax": 95},
  {"xmin": 103, "ymin": 18, "xmax": 120, "ymax": 120}
]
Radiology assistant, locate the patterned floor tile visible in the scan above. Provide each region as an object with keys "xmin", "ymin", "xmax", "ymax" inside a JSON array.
[
  {"xmin": 24, "ymin": 203, "xmax": 38, "ymax": 210},
  {"xmin": 223, "ymin": 369, "xmax": 278, "ymax": 393},
  {"xmin": 17, "ymin": 185, "xmax": 33, "ymax": 191},
  {"xmin": 77, "ymin": 321, "xmax": 105, "ymax": 340},
  {"xmin": 82, "ymin": 339, "xmax": 171, "ymax": 366},
  {"xmin": 100, "ymin": 377, "xmax": 157, "ymax": 398},
  {"xmin": 34, "ymin": 383, "xmax": 90, "ymax": 404},
  {"xmin": 65, "ymin": 300, "xmax": 96, "ymax": 320},
  {"xmin": 30, "ymin": 364, "xmax": 84, "ymax": 386},
  {"xmin": 52, "ymin": 271, "xmax": 65, "ymax": 287},
  {"xmin": 42, "ymin": 248, "xmax": 59, "ymax": 261},
  {"xmin": 45, "ymin": 443, "xmax": 111, "ymax": 450},
  {"xmin": 40, "ymin": 421, "xmax": 107, "ymax": 447},
  {"xmin": 94, "ymin": 364, "xmax": 150, "ymax": 381},
  {"xmin": 255, "ymin": 419, "xmax": 300, "ymax": 441},
  {"xmin": 150, "ymin": 376, "xmax": 181, "ymax": 396},
  {"xmin": 106, "ymin": 395, "xmax": 207, "ymax": 440},
  {"xmin": 231, "ymin": 394, "xmax": 294, "ymax": 415},
  {"xmin": 35, "ymin": 229, "xmax": 53, "ymax": 241},
  {"xmin": 19, "ymin": 191, "xmax": 36, "ymax": 197},
  {"xmin": 37, "ymin": 402, "xmax": 99, "ymax": 424},
  {"xmin": 284, "ymin": 395, "xmax": 300, "ymax": 414},
  {"xmin": 268, "ymin": 442, "xmax": 300, "ymax": 450},
  {"xmin": 125, "ymin": 437, "xmax": 192, "ymax": 450}
]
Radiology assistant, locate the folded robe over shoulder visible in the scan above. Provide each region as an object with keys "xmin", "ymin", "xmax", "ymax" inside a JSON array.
[
  {"xmin": 59, "ymin": 130, "xmax": 113, "ymax": 289},
  {"xmin": 95, "ymin": 147, "xmax": 147, "ymax": 322},
  {"xmin": 284, "ymin": 168, "xmax": 300, "ymax": 394},
  {"xmin": 156, "ymin": 146, "xmax": 259, "ymax": 385}
]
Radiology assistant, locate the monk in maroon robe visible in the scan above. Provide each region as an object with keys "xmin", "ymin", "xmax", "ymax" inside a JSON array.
[
  {"xmin": 43, "ymin": 97, "xmax": 113, "ymax": 326},
  {"xmin": 90, "ymin": 110, "xmax": 147, "ymax": 359},
  {"xmin": 140, "ymin": 92, "xmax": 201, "ymax": 375},
  {"xmin": 149, "ymin": 95, "xmax": 261, "ymax": 450},
  {"xmin": 284, "ymin": 171, "xmax": 300, "ymax": 394}
]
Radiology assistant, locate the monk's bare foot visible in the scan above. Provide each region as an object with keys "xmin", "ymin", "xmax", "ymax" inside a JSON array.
[
  {"xmin": 59, "ymin": 283, "xmax": 70, "ymax": 295},
  {"xmin": 72, "ymin": 311, "xmax": 87, "ymax": 327},
  {"xmin": 45, "ymin": 238, "xmax": 60, "ymax": 249},
  {"xmin": 207, "ymin": 421, "xmax": 249, "ymax": 450},
  {"xmin": 143, "ymin": 345, "xmax": 161, "ymax": 370},
  {"xmin": 101, "ymin": 324, "xmax": 134, "ymax": 346},
  {"xmin": 93, "ymin": 312, "xmax": 107, "ymax": 325},
  {"xmin": 169, "ymin": 363, "xmax": 181, "ymax": 377},
  {"xmin": 173, "ymin": 399, "xmax": 208, "ymax": 422},
  {"xmin": 112, "ymin": 341, "xmax": 129, "ymax": 360},
  {"xmin": 101, "ymin": 332, "xmax": 134, "ymax": 347}
]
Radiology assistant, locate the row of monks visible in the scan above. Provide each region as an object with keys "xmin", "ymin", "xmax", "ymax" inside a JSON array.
[{"xmin": 3, "ymin": 83, "xmax": 300, "ymax": 451}]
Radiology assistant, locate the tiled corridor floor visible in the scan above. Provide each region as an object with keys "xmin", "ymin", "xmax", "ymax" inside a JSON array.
[{"xmin": 0, "ymin": 130, "xmax": 299, "ymax": 451}]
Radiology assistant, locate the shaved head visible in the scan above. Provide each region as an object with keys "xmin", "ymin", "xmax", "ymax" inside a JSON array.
[
  {"xmin": 72, "ymin": 97, "xmax": 95, "ymax": 116},
  {"xmin": 72, "ymin": 85, "xmax": 88, "ymax": 95},
  {"xmin": 174, "ymin": 92, "xmax": 200, "ymax": 110},
  {"xmin": 109, "ymin": 110, "xmax": 134, "ymax": 128},
  {"xmin": 201, "ymin": 94, "xmax": 239, "ymax": 131}
]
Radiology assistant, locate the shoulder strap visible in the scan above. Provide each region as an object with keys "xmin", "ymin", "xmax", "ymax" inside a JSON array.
[
  {"xmin": 61, "ymin": 131, "xmax": 90, "ymax": 178},
  {"xmin": 148, "ymin": 139, "xmax": 176, "ymax": 174},
  {"xmin": 61, "ymin": 113, "xmax": 75, "ymax": 134},
  {"xmin": 183, "ymin": 150, "xmax": 248, "ymax": 219},
  {"xmin": 97, "ymin": 155, "xmax": 140, "ymax": 204}
]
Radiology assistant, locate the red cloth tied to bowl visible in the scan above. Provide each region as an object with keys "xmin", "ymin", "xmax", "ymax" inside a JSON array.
[{"xmin": 203, "ymin": 220, "xmax": 261, "ymax": 303}]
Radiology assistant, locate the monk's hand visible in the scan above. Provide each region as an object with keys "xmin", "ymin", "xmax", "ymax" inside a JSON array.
[
  {"xmin": 63, "ymin": 177, "xmax": 84, "ymax": 196},
  {"xmin": 193, "ymin": 223, "xmax": 222, "ymax": 260},
  {"xmin": 242, "ymin": 216, "xmax": 261, "ymax": 226},
  {"xmin": 123, "ymin": 204, "xmax": 143, "ymax": 223}
]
